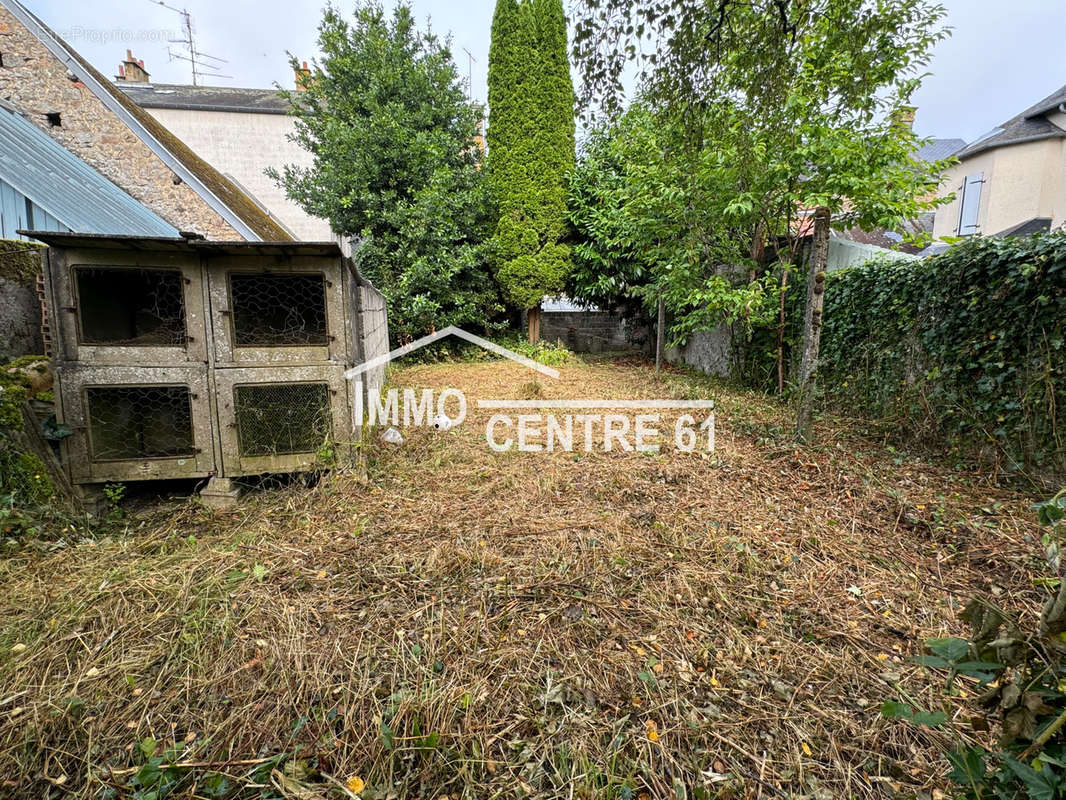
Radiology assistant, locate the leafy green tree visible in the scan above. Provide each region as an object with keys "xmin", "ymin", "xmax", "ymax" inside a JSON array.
[
  {"xmin": 569, "ymin": 106, "xmax": 780, "ymax": 341},
  {"xmin": 570, "ymin": 0, "xmax": 953, "ymax": 433},
  {"xmin": 271, "ymin": 3, "xmax": 501, "ymax": 341},
  {"xmin": 488, "ymin": 0, "xmax": 576, "ymax": 341}
]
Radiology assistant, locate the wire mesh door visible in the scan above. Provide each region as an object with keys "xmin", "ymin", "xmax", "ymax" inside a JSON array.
[
  {"xmin": 207, "ymin": 258, "xmax": 347, "ymax": 365},
  {"xmin": 234, "ymin": 382, "xmax": 332, "ymax": 457},
  {"xmin": 56, "ymin": 366, "xmax": 215, "ymax": 483},
  {"xmin": 230, "ymin": 274, "xmax": 328, "ymax": 346},
  {"xmin": 86, "ymin": 385, "xmax": 195, "ymax": 460},
  {"xmin": 48, "ymin": 249, "xmax": 207, "ymax": 364},
  {"xmin": 214, "ymin": 365, "xmax": 351, "ymax": 476}
]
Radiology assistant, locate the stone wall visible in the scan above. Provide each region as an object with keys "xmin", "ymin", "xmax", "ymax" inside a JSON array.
[
  {"xmin": 0, "ymin": 241, "xmax": 43, "ymax": 358},
  {"xmin": 147, "ymin": 108, "xmax": 332, "ymax": 242},
  {"xmin": 0, "ymin": 277, "xmax": 42, "ymax": 357},
  {"xmin": 540, "ymin": 310, "xmax": 633, "ymax": 353},
  {"xmin": 665, "ymin": 324, "xmax": 733, "ymax": 377},
  {"xmin": 0, "ymin": 6, "xmax": 241, "ymax": 239}
]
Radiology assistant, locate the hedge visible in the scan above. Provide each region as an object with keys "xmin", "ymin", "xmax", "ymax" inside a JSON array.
[{"xmin": 816, "ymin": 233, "xmax": 1065, "ymax": 476}]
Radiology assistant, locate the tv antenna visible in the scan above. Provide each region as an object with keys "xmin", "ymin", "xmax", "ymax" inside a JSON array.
[
  {"xmin": 150, "ymin": 1, "xmax": 232, "ymax": 85},
  {"xmin": 461, "ymin": 47, "xmax": 476, "ymax": 102}
]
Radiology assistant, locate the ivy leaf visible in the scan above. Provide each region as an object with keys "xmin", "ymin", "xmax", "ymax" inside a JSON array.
[
  {"xmin": 926, "ymin": 637, "xmax": 970, "ymax": 662},
  {"xmin": 880, "ymin": 701, "xmax": 913, "ymax": 719},
  {"xmin": 947, "ymin": 747, "xmax": 987, "ymax": 787}
]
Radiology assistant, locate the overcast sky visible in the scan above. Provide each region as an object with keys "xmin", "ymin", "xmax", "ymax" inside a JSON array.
[{"xmin": 23, "ymin": 0, "xmax": 1066, "ymax": 144}]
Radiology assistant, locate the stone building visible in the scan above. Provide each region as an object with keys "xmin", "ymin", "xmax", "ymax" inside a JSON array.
[{"xmin": 0, "ymin": 0, "xmax": 290, "ymax": 241}]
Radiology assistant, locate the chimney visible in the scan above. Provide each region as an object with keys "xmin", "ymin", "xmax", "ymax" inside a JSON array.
[
  {"xmin": 892, "ymin": 106, "xmax": 916, "ymax": 130},
  {"xmin": 115, "ymin": 50, "xmax": 150, "ymax": 84},
  {"xmin": 295, "ymin": 60, "xmax": 311, "ymax": 91}
]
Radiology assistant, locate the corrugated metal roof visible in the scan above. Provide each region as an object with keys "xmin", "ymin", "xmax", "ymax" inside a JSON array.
[
  {"xmin": 2, "ymin": 0, "xmax": 292, "ymax": 241},
  {"xmin": 0, "ymin": 104, "xmax": 178, "ymax": 237}
]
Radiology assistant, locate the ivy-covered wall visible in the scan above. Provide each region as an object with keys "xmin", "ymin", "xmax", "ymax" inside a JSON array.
[{"xmin": 818, "ymin": 234, "xmax": 1065, "ymax": 476}]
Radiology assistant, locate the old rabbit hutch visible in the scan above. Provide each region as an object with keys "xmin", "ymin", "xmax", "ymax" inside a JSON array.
[{"xmin": 32, "ymin": 232, "xmax": 388, "ymax": 508}]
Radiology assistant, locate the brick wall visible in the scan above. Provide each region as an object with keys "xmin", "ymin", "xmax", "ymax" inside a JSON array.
[{"xmin": 0, "ymin": 7, "xmax": 241, "ymax": 239}]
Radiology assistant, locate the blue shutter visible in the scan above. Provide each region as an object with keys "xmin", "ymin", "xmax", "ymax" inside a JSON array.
[{"xmin": 957, "ymin": 172, "xmax": 984, "ymax": 236}]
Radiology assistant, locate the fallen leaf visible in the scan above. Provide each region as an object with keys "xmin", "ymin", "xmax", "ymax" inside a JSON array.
[
  {"xmin": 801, "ymin": 741, "xmax": 812, "ymax": 756},
  {"xmin": 11, "ymin": 643, "xmax": 26, "ymax": 654}
]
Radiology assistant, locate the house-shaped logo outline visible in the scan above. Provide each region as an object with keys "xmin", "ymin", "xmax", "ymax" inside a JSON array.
[{"xmin": 344, "ymin": 325, "xmax": 560, "ymax": 381}]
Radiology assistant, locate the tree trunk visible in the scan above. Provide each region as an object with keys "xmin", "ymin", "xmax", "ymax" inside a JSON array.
[
  {"xmin": 527, "ymin": 305, "xmax": 541, "ymax": 345},
  {"xmin": 749, "ymin": 222, "xmax": 765, "ymax": 283},
  {"xmin": 776, "ymin": 253, "xmax": 791, "ymax": 395},
  {"xmin": 655, "ymin": 296, "xmax": 665, "ymax": 372},
  {"xmin": 794, "ymin": 207, "xmax": 830, "ymax": 442}
]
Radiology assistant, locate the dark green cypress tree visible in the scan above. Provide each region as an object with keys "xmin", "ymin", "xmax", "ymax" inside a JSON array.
[{"xmin": 488, "ymin": 0, "xmax": 575, "ymax": 340}]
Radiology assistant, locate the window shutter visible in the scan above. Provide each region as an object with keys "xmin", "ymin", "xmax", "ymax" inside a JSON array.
[{"xmin": 957, "ymin": 172, "xmax": 984, "ymax": 235}]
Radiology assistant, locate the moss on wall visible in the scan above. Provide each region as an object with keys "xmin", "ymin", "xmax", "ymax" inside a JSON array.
[
  {"xmin": 0, "ymin": 239, "xmax": 44, "ymax": 284},
  {"xmin": 0, "ymin": 355, "xmax": 54, "ymax": 519}
]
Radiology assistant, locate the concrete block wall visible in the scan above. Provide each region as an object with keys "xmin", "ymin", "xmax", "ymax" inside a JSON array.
[
  {"xmin": 356, "ymin": 282, "xmax": 388, "ymax": 404},
  {"xmin": 540, "ymin": 310, "xmax": 633, "ymax": 353}
]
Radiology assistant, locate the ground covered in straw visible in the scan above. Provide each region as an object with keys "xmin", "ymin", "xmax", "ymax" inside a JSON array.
[{"xmin": 0, "ymin": 357, "xmax": 1051, "ymax": 799}]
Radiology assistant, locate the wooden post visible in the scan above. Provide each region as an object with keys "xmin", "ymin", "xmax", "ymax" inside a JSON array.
[
  {"xmin": 795, "ymin": 206, "xmax": 830, "ymax": 442},
  {"xmin": 527, "ymin": 304, "xmax": 541, "ymax": 345},
  {"xmin": 655, "ymin": 296, "xmax": 665, "ymax": 372},
  {"xmin": 775, "ymin": 252, "xmax": 791, "ymax": 395}
]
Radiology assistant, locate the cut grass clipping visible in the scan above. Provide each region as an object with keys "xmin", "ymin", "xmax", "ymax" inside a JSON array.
[{"xmin": 0, "ymin": 358, "xmax": 1051, "ymax": 799}]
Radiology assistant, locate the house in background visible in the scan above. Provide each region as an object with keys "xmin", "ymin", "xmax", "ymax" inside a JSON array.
[
  {"xmin": 0, "ymin": 0, "xmax": 289, "ymax": 241},
  {"xmin": 828, "ymin": 122, "xmax": 966, "ymax": 266},
  {"xmin": 933, "ymin": 82, "xmax": 1066, "ymax": 239},
  {"xmin": 114, "ymin": 53, "xmax": 335, "ymax": 243}
]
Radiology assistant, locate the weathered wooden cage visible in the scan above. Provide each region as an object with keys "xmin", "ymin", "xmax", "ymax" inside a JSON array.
[{"xmin": 31, "ymin": 232, "xmax": 388, "ymax": 507}]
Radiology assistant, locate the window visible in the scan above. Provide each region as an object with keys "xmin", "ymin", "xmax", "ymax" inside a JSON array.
[
  {"xmin": 75, "ymin": 267, "xmax": 187, "ymax": 346},
  {"xmin": 957, "ymin": 172, "xmax": 984, "ymax": 236}
]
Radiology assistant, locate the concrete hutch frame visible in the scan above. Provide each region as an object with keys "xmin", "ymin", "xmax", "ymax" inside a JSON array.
[{"xmin": 31, "ymin": 231, "xmax": 388, "ymax": 508}]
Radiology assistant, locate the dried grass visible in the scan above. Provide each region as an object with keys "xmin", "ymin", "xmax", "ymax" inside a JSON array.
[{"xmin": 0, "ymin": 357, "xmax": 1049, "ymax": 799}]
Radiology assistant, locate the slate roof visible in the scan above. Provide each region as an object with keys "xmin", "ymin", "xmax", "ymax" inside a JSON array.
[
  {"xmin": 831, "ymin": 212, "xmax": 936, "ymax": 256},
  {"xmin": 117, "ymin": 84, "xmax": 289, "ymax": 115},
  {"xmin": 993, "ymin": 217, "xmax": 1053, "ymax": 237},
  {"xmin": 915, "ymin": 138, "xmax": 966, "ymax": 161},
  {"xmin": 957, "ymin": 82, "xmax": 1066, "ymax": 159},
  {"xmin": 0, "ymin": 102, "xmax": 177, "ymax": 236},
  {"xmin": 2, "ymin": 0, "xmax": 292, "ymax": 241}
]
